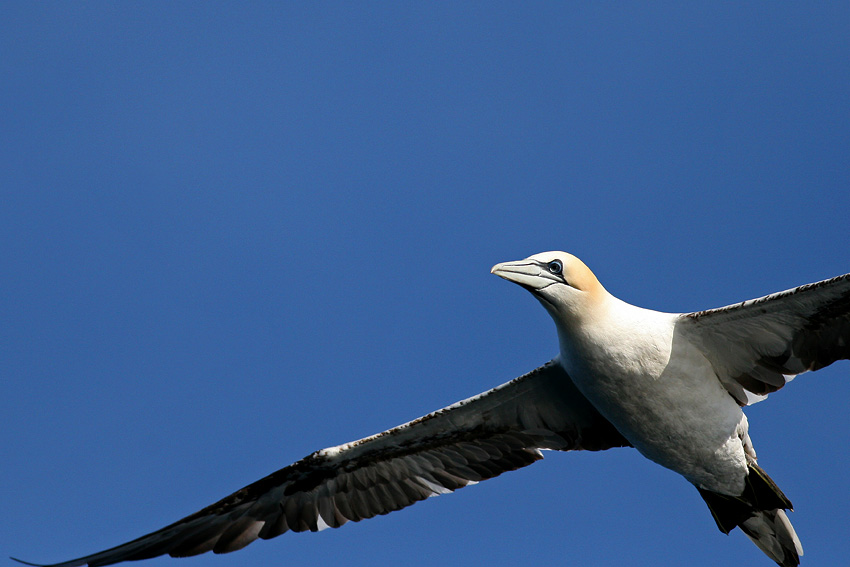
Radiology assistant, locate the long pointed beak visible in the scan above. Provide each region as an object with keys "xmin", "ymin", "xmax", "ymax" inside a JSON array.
[{"xmin": 491, "ymin": 260, "xmax": 547, "ymax": 288}]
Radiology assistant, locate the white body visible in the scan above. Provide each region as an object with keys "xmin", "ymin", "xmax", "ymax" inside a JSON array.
[
  {"xmin": 486, "ymin": 250, "xmax": 850, "ymax": 566},
  {"xmin": 554, "ymin": 295, "xmax": 749, "ymax": 494},
  {"xmin": 25, "ymin": 250, "xmax": 849, "ymax": 567}
]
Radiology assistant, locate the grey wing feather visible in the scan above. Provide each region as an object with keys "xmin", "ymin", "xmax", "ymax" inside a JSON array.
[
  {"xmin": 677, "ymin": 272, "xmax": 850, "ymax": 405},
  {"xmin": 17, "ymin": 359, "xmax": 628, "ymax": 567}
]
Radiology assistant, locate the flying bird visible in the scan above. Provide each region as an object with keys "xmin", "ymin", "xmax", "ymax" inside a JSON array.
[{"xmin": 16, "ymin": 252, "xmax": 849, "ymax": 567}]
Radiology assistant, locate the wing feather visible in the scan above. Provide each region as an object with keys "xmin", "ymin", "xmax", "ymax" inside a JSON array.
[
  {"xmin": 678, "ymin": 273, "xmax": 850, "ymax": 405},
  {"xmin": 18, "ymin": 359, "xmax": 628, "ymax": 567}
]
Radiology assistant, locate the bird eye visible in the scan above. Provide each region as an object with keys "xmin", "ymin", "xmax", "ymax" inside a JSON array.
[{"xmin": 547, "ymin": 260, "xmax": 563, "ymax": 275}]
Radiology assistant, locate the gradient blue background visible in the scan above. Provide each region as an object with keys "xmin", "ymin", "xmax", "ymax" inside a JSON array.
[{"xmin": 3, "ymin": 4, "xmax": 848, "ymax": 566}]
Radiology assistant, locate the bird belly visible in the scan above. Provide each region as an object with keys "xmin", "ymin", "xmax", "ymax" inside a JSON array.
[{"xmin": 559, "ymin": 319, "xmax": 749, "ymax": 496}]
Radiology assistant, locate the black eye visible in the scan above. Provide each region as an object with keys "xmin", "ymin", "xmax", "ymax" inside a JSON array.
[{"xmin": 547, "ymin": 260, "xmax": 563, "ymax": 275}]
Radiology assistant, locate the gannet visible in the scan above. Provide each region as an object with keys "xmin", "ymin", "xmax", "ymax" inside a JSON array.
[{"xmin": 15, "ymin": 252, "xmax": 849, "ymax": 567}]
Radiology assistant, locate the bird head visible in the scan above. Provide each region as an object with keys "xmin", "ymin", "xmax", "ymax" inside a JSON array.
[{"xmin": 491, "ymin": 251, "xmax": 606, "ymax": 321}]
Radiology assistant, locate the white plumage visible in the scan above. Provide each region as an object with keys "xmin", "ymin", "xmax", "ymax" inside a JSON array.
[{"xmin": 16, "ymin": 251, "xmax": 849, "ymax": 567}]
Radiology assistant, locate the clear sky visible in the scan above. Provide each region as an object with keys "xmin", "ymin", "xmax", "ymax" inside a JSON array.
[{"xmin": 2, "ymin": 3, "xmax": 848, "ymax": 567}]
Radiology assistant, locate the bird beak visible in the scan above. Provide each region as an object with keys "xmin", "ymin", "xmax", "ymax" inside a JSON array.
[{"xmin": 491, "ymin": 260, "xmax": 546, "ymax": 289}]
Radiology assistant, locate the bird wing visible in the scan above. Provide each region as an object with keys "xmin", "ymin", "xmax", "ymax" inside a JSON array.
[
  {"xmin": 676, "ymin": 273, "xmax": 850, "ymax": 405},
  {"xmin": 19, "ymin": 359, "xmax": 629, "ymax": 567}
]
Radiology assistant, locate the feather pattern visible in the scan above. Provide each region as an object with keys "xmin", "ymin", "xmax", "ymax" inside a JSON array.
[
  {"xmin": 17, "ymin": 359, "xmax": 628, "ymax": 567},
  {"xmin": 678, "ymin": 273, "xmax": 850, "ymax": 405}
]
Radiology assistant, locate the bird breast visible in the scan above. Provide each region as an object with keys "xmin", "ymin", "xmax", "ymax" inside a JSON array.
[{"xmin": 555, "ymin": 301, "xmax": 749, "ymax": 494}]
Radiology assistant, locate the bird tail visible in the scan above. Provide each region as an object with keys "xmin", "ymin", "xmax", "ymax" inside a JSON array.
[{"xmin": 697, "ymin": 461, "xmax": 803, "ymax": 567}]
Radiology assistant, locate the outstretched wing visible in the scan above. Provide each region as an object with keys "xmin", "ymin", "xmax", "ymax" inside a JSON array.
[
  {"xmin": 19, "ymin": 359, "xmax": 629, "ymax": 567},
  {"xmin": 677, "ymin": 273, "xmax": 850, "ymax": 405}
]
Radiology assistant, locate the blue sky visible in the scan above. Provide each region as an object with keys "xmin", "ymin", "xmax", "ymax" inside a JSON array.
[{"xmin": 2, "ymin": 3, "xmax": 848, "ymax": 566}]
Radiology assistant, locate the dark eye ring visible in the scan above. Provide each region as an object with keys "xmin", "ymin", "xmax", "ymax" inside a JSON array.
[{"xmin": 547, "ymin": 260, "xmax": 563, "ymax": 275}]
